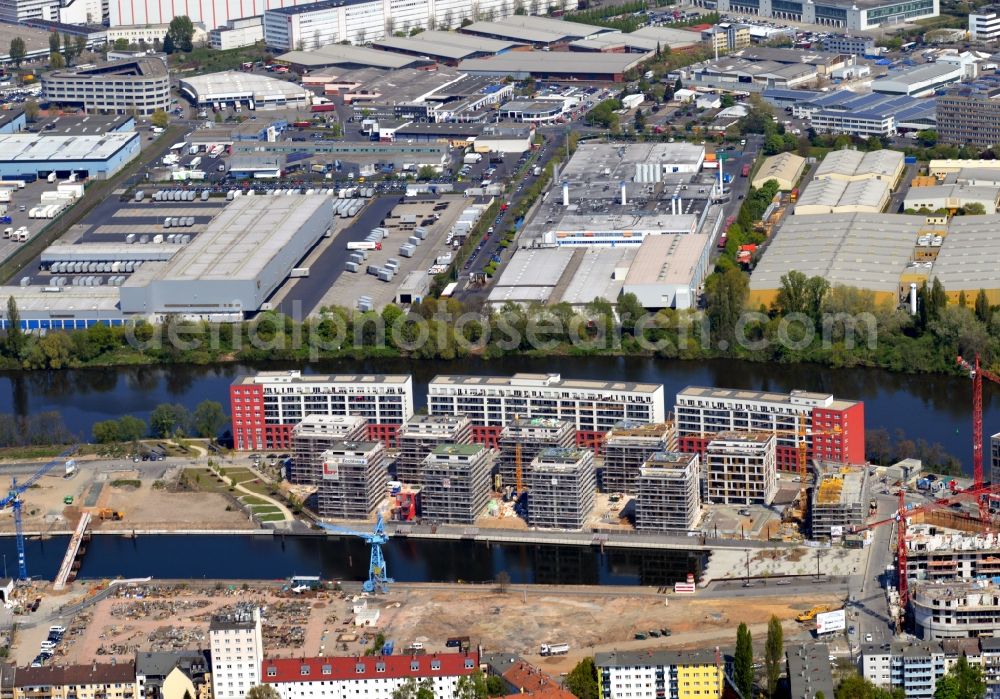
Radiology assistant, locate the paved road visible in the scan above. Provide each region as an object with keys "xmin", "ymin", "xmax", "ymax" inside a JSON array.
[
  {"xmin": 273, "ymin": 195, "xmax": 401, "ymax": 317},
  {"xmin": 851, "ymin": 493, "xmax": 898, "ymax": 652}
]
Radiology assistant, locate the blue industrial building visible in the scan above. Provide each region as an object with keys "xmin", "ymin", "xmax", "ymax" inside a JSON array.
[
  {"xmin": 0, "ymin": 111, "xmax": 26, "ymax": 135},
  {"xmin": 0, "ymin": 132, "xmax": 140, "ymax": 180}
]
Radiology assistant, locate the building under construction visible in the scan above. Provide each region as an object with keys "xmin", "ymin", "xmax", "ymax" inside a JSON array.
[
  {"xmin": 906, "ymin": 528, "xmax": 1000, "ymax": 582},
  {"xmin": 315, "ymin": 440, "xmax": 389, "ymax": 520},
  {"xmin": 420, "ymin": 443, "xmax": 494, "ymax": 524},
  {"xmin": 527, "ymin": 447, "xmax": 596, "ymax": 530},
  {"xmin": 810, "ymin": 465, "xmax": 871, "ymax": 538},
  {"xmin": 290, "ymin": 415, "xmax": 369, "ymax": 484},
  {"xmin": 635, "ymin": 451, "xmax": 701, "ymax": 532},
  {"xmin": 396, "ymin": 415, "xmax": 473, "ymax": 485},
  {"xmin": 497, "ymin": 417, "xmax": 575, "ymax": 491},
  {"xmin": 706, "ymin": 431, "xmax": 777, "ymax": 505},
  {"xmin": 602, "ymin": 420, "xmax": 677, "ymax": 493}
]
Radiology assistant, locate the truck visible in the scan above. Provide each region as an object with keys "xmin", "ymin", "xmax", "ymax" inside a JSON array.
[
  {"xmin": 532, "ymin": 165, "xmax": 542, "ymax": 177},
  {"xmin": 190, "ymin": 156, "xmax": 202, "ymax": 169},
  {"xmin": 463, "ymin": 152, "xmax": 483, "ymax": 164},
  {"xmin": 540, "ymin": 643, "xmax": 569, "ymax": 656},
  {"xmin": 790, "ymin": 187, "xmax": 800, "ymax": 203},
  {"xmin": 741, "ymin": 164, "xmax": 750, "ymax": 177},
  {"xmin": 347, "ymin": 241, "xmax": 382, "ymax": 251},
  {"xmin": 290, "ymin": 267, "xmax": 310, "ymax": 278}
]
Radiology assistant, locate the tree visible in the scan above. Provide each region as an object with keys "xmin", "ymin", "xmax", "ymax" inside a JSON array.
[
  {"xmin": 92, "ymin": 420, "xmax": 122, "ymax": 444},
  {"xmin": 246, "ymin": 687, "xmax": 281, "ymax": 699},
  {"xmin": 705, "ymin": 266, "xmax": 748, "ymax": 350},
  {"xmin": 454, "ymin": 670, "xmax": 488, "ymax": 699},
  {"xmin": 634, "ymin": 108, "xmax": 645, "ymax": 131},
  {"xmin": 775, "ymin": 271, "xmax": 829, "ymax": 323},
  {"xmin": 975, "ymin": 289, "xmax": 992, "ymax": 325},
  {"xmin": 963, "ymin": 202, "xmax": 986, "ymax": 215},
  {"xmin": 764, "ymin": 615, "xmax": 783, "ymax": 697},
  {"xmin": 150, "ymin": 403, "xmax": 190, "ymax": 438},
  {"xmin": 9, "ymin": 38, "xmax": 25, "ymax": 68},
  {"xmin": 151, "ymin": 109, "xmax": 169, "ymax": 129},
  {"xmin": 118, "ymin": 415, "xmax": 147, "ymax": 443},
  {"xmin": 495, "ymin": 570, "xmax": 511, "ymax": 593},
  {"xmin": 192, "ymin": 400, "xmax": 227, "ymax": 440},
  {"xmin": 49, "ymin": 51, "xmax": 65, "ymax": 69},
  {"xmin": 167, "ymin": 16, "xmax": 195, "ymax": 52},
  {"xmin": 485, "ymin": 676, "xmax": 505, "ymax": 697},
  {"xmin": 393, "ymin": 679, "xmax": 434, "ymax": 699},
  {"xmin": 616, "ymin": 292, "xmax": 645, "ymax": 335},
  {"xmin": 416, "ymin": 165, "xmax": 437, "ymax": 180},
  {"xmin": 75, "ymin": 34, "xmax": 87, "ymax": 59},
  {"xmin": 49, "ymin": 31, "xmax": 61, "ymax": 55},
  {"xmin": 113, "ymin": 38, "xmax": 130, "ymax": 50},
  {"xmin": 934, "ymin": 653, "xmax": 985, "ymax": 699},
  {"xmin": 62, "ymin": 32, "xmax": 76, "ymax": 65},
  {"xmin": 836, "ymin": 673, "xmax": 905, "ymax": 699},
  {"xmin": 565, "ymin": 658, "xmax": 598, "ymax": 699},
  {"xmin": 4, "ymin": 296, "xmax": 24, "ymax": 358},
  {"xmin": 461, "ymin": 17, "xmax": 473, "ymax": 26},
  {"xmin": 734, "ymin": 623, "xmax": 754, "ymax": 699}
]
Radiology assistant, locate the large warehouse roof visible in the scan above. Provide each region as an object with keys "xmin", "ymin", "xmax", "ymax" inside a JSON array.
[
  {"xmin": 179, "ymin": 71, "xmax": 309, "ymax": 102},
  {"xmin": 623, "ymin": 234, "xmax": 710, "ymax": 286},
  {"xmin": 278, "ymin": 44, "xmax": 422, "ymax": 69},
  {"xmin": 129, "ymin": 195, "xmax": 330, "ymax": 284},
  {"xmin": 569, "ymin": 25, "xmax": 700, "ymax": 52},
  {"xmin": 372, "ymin": 30, "xmax": 519, "ymax": 60},
  {"xmin": 814, "ymin": 148, "xmax": 904, "ymax": 181},
  {"xmin": 0, "ymin": 132, "xmax": 137, "ymax": 163},
  {"xmin": 794, "ymin": 178, "xmax": 890, "ymax": 214},
  {"xmin": 749, "ymin": 213, "xmax": 923, "ymax": 295},
  {"xmin": 752, "ymin": 152, "xmax": 805, "ymax": 190},
  {"xmin": 458, "ymin": 51, "xmax": 643, "ymax": 78},
  {"xmin": 463, "ymin": 15, "xmax": 605, "ymax": 44},
  {"xmin": 934, "ymin": 215, "xmax": 1000, "ymax": 291}
]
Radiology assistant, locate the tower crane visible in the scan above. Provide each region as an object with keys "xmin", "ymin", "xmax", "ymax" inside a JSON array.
[
  {"xmin": 315, "ymin": 513, "xmax": 392, "ymax": 593},
  {"xmin": 0, "ymin": 446, "xmax": 77, "ymax": 580},
  {"xmin": 956, "ymin": 353, "xmax": 998, "ymax": 522}
]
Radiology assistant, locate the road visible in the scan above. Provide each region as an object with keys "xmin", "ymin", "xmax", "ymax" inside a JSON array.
[{"xmin": 850, "ymin": 493, "xmax": 898, "ymax": 651}]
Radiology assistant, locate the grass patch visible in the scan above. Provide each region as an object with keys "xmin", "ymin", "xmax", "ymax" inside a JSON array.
[
  {"xmin": 222, "ymin": 468, "xmax": 258, "ymax": 484},
  {"xmin": 240, "ymin": 495, "xmax": 270, "ymax": 506},
  {"xmin": 256, "ymin": 512, "xmax": 287, "ymax": 523},
  {"xmin": 179, "ymin": 468, "xmax": 229, "ymax": 493},
  {"xmin": 110, "ymin": 479, "xmax": 141, "ymax": 489},
  {"xmin": 249, "ymin": 505, "xmax": 281, "ymax": 515},
  {"xmin": 240, "ymin": 479, "xmax": 279, "ymax": 497},
  {"xmin": 0, "ymin": 444, "xmax": 91, "ymax": 461}
]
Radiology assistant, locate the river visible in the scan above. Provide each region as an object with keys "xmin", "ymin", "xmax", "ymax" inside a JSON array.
[
  {"xmin": 0, "ymin": 534, "xmax": 705, "ymax": 586},
  {"xmin": 0, "ymin": 356, "xmax": 984, "ymax": 471}
]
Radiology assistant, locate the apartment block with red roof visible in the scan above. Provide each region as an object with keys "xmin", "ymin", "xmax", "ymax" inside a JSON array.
[{"xmin": 261, "ymin": 652, "xmax": 479, "ymax": 699}]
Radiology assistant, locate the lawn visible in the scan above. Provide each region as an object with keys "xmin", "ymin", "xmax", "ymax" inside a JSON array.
[
  {"xmin": 239, "ymin": 479, "xmax": 279, "ymax": 497},
  {"xmin": 180, "ymin": 468, "xmax": 229, "ymax": 493},
  {"xmin": 248, "ymin": 505, "xmax": 281, "ymax": 515},
  {"xmin": 256, "ymin": 512, "xmax": 287, "ymax": 523},
  {"xmin": 240, "ymin": 495, "xmax": 270, "ymax": 506},
  {"xmin": 222, "ymin": 468, "xmax": 257, "ymax": 484}
]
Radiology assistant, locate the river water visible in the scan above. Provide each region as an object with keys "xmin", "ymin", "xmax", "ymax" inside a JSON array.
[{"xmin": 0, "ymin": 356, "xmax": 982, "ymax": 470}]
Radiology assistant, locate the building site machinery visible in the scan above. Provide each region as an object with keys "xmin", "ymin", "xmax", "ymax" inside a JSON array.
[
  {"xmin": 0, "ymin": 447, "xmax": 77, "ymax": 580},
  {"xmin": 315, "ymin": 513, "xmax": 392, "ymax": 593},
  {"xmin": 957, "ymin": 353, "xmax": 999, "ymax": 522},
  {"xmin": 97, "ymin": 509, "xmax": 124, "ymax": 521}
]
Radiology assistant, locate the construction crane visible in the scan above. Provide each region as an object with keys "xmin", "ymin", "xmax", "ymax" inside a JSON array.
[
  {"xmin": 0, "ymin": 446, "xmax": 77, "ymax": 580},
  {"xmin": 315, "ymin": 513, "xmax": 392, "ymax": 594},
  {"xmin": 956, "ymin": 353, "xmax": 1000, "ymax": 522},
  {"xmin": 515, "ymin": 441, "xmax": 523, "ymax": 497}
]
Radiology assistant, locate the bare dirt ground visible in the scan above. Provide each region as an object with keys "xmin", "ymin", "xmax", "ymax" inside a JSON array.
[{"xmin": 11, "ymin": 582, "xmax": 839, "ymax": 670}]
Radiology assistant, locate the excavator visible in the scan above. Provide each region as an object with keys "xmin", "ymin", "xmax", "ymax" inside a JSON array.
[{"xmin": 96, "ymin": 508, "xmax": 124, "ymax": 521}]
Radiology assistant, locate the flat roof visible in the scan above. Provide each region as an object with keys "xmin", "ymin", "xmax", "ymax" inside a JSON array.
[
  {"xmin": 179, "ymin": 71, "xmax": 309, "ymax": 101},
  {"xmin": 933, "ymin": 214, "xmax": 1000, "ymax": 290},
  {"xmin": 623, "ymin": 234, "xmax": 710, "ymax": 287},
  {"xmin": 431, "ymin": 373, "xmax": 663, "ymax": 393},
  {"xmin": 0, "ymin": 132, "xmax": 137, "ymax": 163},
  {"xmin": 905, "ymin": 184, "xmax": 1000, "ymax": 205},
  {"xmin": 491, "ymin": 247, "xmax": 573, "ymax": 289},
  {"xmin": 128, "ymin": 195, "xmax": 329, "ymax": 284},
  {"xmin": 874, "ymin": 61, "xmax": 961, "ymax": 88},
  {"xmin": 0, "ymin": 285, "xmax": 120, "ymax": 313},
  {"xmin": 429, "ymin": 443, "xmax": 485, "ymax": 457},
  {"xmin": 796, "ymin": 178, "xmax": 890, "ymax": 211},
  {"xmin": 596, "ymin": 649, "xmax": 724, "ymax": 668},
  {"xmin": 749, "ymin": 212, "xmax": 921, "ymax": 294},
  {"xmin": 46, "ymin": 57, "xmax": 167, "ymax": 80},
  {"xmin": 678, "ymin": 385, "xmax": 858, "ymax": 409},
  {"xmin": 559, "ymin": 246, "xmax": 635, "ymax": 306},
  {"xmin": 462, "ymin": 15, "xmax": 605, "ymax": 44},
  {"xmin": 278, "ymin": 44, "xmax": 420, "ymax": 69},
  {"xmin": 814, "ymin": 148, "xmax": 904, "ymax": 180},
  {"xmin": 458, "ymin": 51, "xmax": 642, "ymax": 77},
  {"xmin": 237, "ymin": 370, "xmax": 410, "ymax": 385},
  {"xmin": 372, "ymin": 30, "xmax": 519, "ymax": 60},
  {"xmin": 786, "ymin": 644, "xmax": 835, "ymax": 699}
]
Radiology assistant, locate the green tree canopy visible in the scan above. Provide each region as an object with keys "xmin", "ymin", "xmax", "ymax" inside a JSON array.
[
  {"xmin": 764, "ymin": 615, "xmax": 784, "ymax": 697},
  {"xmin": 565, "ymin": 658, "xmax": 599, "ymax": 699},
  {"xmin": 735, "ymin": 623, "xmax": 754, "ymax": 699},
  {"xmin": 245, "ymin": 686, "xmax": 281, "ymax": 699},
  {"xmin": 192, "ymin": 400, "xmax": 227, "ymax": 440},
  {"xmin": 835, "ymin": 673, "xmax": 905, "ymax": 699},
  {"xmin": 167, "ymin": 16, "xmax": 195, "ymax": 52},
  {"xmin": 934, "ymin": 653, "xmax": 985, "ymax": 699},
  {"xmin": 9, "ymin": 38, "xmax": 25, "ymax": 67}
]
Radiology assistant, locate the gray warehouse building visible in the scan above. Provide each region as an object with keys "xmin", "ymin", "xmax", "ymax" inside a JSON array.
[{"xmin": 120, "ymin": 195, "xmax": 332, "ymax": 318}]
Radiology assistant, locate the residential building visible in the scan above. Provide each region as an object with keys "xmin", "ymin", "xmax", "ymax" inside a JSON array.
[
  {"xmin": 135, "ymin": 651, "xmax": 211, "ymax": 699},
  {"xmin": 981, "ymin": 637, "xmax": 1000, "ymax": 699},
  {"xmin": 786, "ymin": 644, "xmax": 835, "ymax": 699},
  {"xmin": 938, "ymin": 77, "xmax": 1000, "ymax": 149},
  {"xmin": 635, "ymin": 452, "xmax": 701, "ymax": 532},
  {"xmin": 428, "ymin": 373, "xmax": 666, "ymax": 451},
  {"xmin": 290, "ymin": 415, "xmax": 368, "ymax": 484},
  {"xmin": 674, "ymin": 386, "xmax": 865, "ymax": 471},
  {"xmin": 0, "ymin": 0, "xmax": 57, "ymax": 23},
  {"xmin": 689, "ymin": 0, "xmax": 938, "ymax": 30},
  {"xmin": 210, "ymin": 17, "xmax": 264, "ymax": 49},
  {"xmin": 13, "ymin": 663, "xmax": 138, "ymax": 699},
  {"xmin": 497, "ymin": 417, "xmax": 575, "ymax": 492},
  {"xmin": 821, "ymin": 34, "xmax": 876, "ymax": 55},
  {"xmin": 420, "ymin": 444, "xmax": 493, "ymax": 524},
  {"xmin": 42, "ymin": 58, "xmax": 171, "ymax": 116},
  {"xmin": 861, "ymin": 641, "xmax": 946, "ymax": 699},
  {"xmin": 705, "ymin": 432, "xmax": 777, "ymax": 505},
  {"xmin": 315, "ymin": 441, "xmax": 388, "ymax": 520},
  {"xmin": 602, "ymin": 421, "xmax": 677, "ymax": 493},
  {"xmin": 702, "ymin": 23, "xmax": 750, "ymax": 53},
  {"xmin": 911, "ymin": 579, "xmax": 1000, "ymax": 639},
  {"xmin": 526, "ymin": 447, "xmax": 596, "ymax": 530},
  {"xmin": 262, "ymin": 652, "xmax": 480, "ymax": 699},
  {"xmin": 596, "ymin": 648, "xmax": 725, "ymax": 699},
  {"xmin": 396, "ymin": 415, "xmax": 472, "ymax": 484},
  {"xmin": 229, "ymin": 371, "xmax": 414, "ymax": 451},
  {"xmin": 971, "ymin": 6, "xmax": 1000, "ymax": 41},
  {"xmin": 492, "ymin": 659, "xmax": 576, "ymax": 699},
  {"xmin": 209, "ymin": 607, "xmax": 263, "ymax": 699}
]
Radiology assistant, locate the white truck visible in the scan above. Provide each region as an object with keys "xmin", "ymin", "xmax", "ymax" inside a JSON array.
[
  {"xmin": 347, "ymin": 241, "xmax": 382, "ymax": 251},
  {"xmin": 463, "ymin": 152, "xmax": 482, "ymax": 164},
  {"xmin": 540, "ymin": 643, "xmax": 569, "ymax": 656}
]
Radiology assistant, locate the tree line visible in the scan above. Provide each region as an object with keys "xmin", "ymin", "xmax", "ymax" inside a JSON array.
[{"xmin": 91, "ymin": 400, "xmax": 227, "ymax": 444}]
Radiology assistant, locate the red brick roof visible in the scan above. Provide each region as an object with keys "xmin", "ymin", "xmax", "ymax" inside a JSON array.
[
  {"xmin": 15, "ymin": 662, "xmax": 136, "ymax": 688},
  {"xmin": 262, "ymin": 653, "xmax": 478, "ymax": 684},
  {"xmin": 501, "ymin": 661, "xmax": 575, "ymax": 699}
]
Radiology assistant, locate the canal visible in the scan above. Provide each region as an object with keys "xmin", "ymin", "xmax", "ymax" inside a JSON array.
[
  {"xmin": 0, "ymin": 356, "xmax": 984, "ymax": 471},
  {"xmin": 0, "ymin": 534, "xmax": 706, "ymax": 586}
]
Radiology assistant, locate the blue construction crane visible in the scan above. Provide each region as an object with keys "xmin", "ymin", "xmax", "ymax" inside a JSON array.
[
  {"xmin": 0, "ymin": 447, "xmax": 77, "ymax": 580},
  {"xmin": 315, "ymin": 513, "xmax": 392, "ymax": 593}
]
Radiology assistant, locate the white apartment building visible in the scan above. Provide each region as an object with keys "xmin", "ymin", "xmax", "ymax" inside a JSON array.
[
  {"xmin": 971, "ymin": 7, "xmax": 1000, "ymax": 41},
  {"xmin": 263, "ymin": 653, "xmax": 479, "ymax": 699},
  {"xmin": 262, "ymin": 0, "xmax": 574, "ymax": 50},
  {"xmin": 210, "ymin": 17, "xmax": 264, "ymax": 49},
  {"xmin": 230, "ymin": 371, "xmax": 414, "ymax": 450},
  {"xmin": 209, "ymin": 608, "xmax": 263, "ymax": 699},
  {"xmin": 705, "ymin": 432, "xmax": 777, "ymax": 505},
  {"xmin": 42, "ymin": 58, "xmax": 171, "ymax": 116},
  {"xmin": 0, "ymin": 0, "xmax": 57, "ymax": 23}
]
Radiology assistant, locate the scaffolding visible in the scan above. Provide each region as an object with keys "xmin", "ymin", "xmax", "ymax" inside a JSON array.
[
  {"xmin": 602, "ymin": 421, "xmax": 677, "ymax": 493},
  {"xmin": 397, "ymin": 415, "xmax": 473, "ymax": 485}
]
